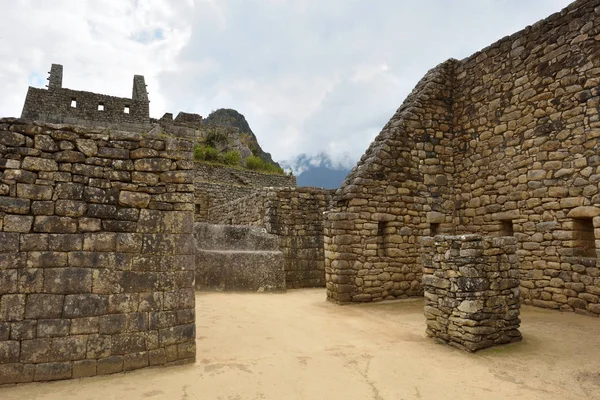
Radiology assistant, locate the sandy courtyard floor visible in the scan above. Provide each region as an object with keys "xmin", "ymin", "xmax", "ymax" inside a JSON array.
[{"xmin": 2, "ymin": 288, "xmax": 600, "ymax": 400}]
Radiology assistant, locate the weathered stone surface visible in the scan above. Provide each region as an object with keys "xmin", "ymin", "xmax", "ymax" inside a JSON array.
[
  {"xmin": 422, "ymin": 235, "xmax": 521, "ymax": 352},
  {"xmin": 119, "ymin": 191, "xmax": 151, "ymax": 208}
]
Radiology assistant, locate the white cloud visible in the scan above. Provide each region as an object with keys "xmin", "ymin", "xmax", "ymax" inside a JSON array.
[{"xmin": 0, "ymin": 0, "xmax": 574, "ymax": 167}]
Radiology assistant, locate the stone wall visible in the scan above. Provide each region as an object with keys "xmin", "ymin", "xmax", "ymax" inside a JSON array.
[
  {"xmin": 452, "ymin": 0, "xmax": 600, "ymax": 315},
  {"xmin": 211, "ymin": 187, "xmax": 332, "ymax": 288},
  {"xmin": 421, "ymin": 235, "xmax": 522, "ymax": 351},
  {"xmin": 194, "ymin": 163, "xmax": 296, "ymax": 221},
  {"xmin": 21, "ymin": 64, "xmax": 150, "ymax": 128},
  {"xmin": 324, "ymin": 60, "xmax": 456, "ymax": 304},
  {"xmin": 326, "ymin": 0, "xmax": 600, "ymax": 312},
  {"xmin": 194, "ymin": 223, "xmax": 285, "ymax": 292},
  {"xmin": 0, "ymin": 118, "xmax": 196, "ymax": 384}
]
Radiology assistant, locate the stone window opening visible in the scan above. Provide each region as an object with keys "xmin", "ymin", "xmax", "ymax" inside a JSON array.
[
  {"xmin": 500, "ymin": 220, "xmax": 514, "ymax": 237},
  {"xmin": 430, "ymin": 223, "xmax": 440, "ymax": 236},
  {"xmin": 98, "ymin": 103, "xmax": 105, "ymax": 111},
  {"xmin": 377, "ymin": 221, "xmax": 388, "ymax": 257},
  {"xmin": 70, "ymin": 98, "xmax": 77, "ymax": 108},
  {"xmin": 572, "ymin": 218, "xmax": 596, "ymax": 258},
  {"xmin": 124, "ymin": 105, "xmax": 130, "ymax": 114}
]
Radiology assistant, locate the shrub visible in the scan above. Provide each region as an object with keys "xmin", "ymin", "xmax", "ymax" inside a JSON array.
[
  {"xmin": 222, "ymin": 150, "xmax": 241, "ymax": 166},
  {"xmin": 194, "ymin": 145, "xmax": 220, "ymax": 162},
  {"xmin": 245, "ymin": 156, "xmax": 284, "ymax": 174}
]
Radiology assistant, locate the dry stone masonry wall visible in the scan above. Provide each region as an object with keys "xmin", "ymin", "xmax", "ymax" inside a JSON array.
[
  {"xmin": 211, "ymin": 187, "xmax": 332, "ymax": 288},
  {"xmin": 326, "ymin": 0, "xmax": 600, "ymax": 314},
  {"xmin": 421, "ymin": 235, "xmax": 522, "ymax": 351},
  {"xmin": 324, "ymin": 60, "xmax": 456, "ymax": 304},
  {"xmin": 452, "ymin": 0, "xmax": 600, "ymax": 315},
  {"xmin": 0, "ymin": 118, "xmax": 196, "ymax": 384},
  {"xmin": 194, "ymin": 163, "xmax": 296, "ymax": 221},
  {"xmin": 22, "ymin": 65, "xmax": 151, "ymax": 129},
  {"xmin": 194, "ymin": 223, "xmax": 285, "ymax": 292}
]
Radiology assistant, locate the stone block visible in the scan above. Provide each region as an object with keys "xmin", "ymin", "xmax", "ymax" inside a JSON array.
[
  {"xmin": 63, "ymin": 294, "xmax": 108, "ymax": 318},
  {"xmin": 34, "ymin": 362, "xmax": 72, "ymax": 381},
  {"xmin": 73, "ymin": 359, "xmax": 97, "ymax": 378},
  {"xmin": 19, "ymin": 268, "xmax": 44, "ymax": 293},
  {"xmin": 0, "ymin": 269, "xmax": 18, "ymax": 295},
  {"xmin": 48, "ymin": 234, "xmax": 83, "ymax": 251},
  {"xmin": 148, "ymin": 348, "xmax": 167, "ymax": 366},
  {"xmin": 28, "ymin": 251, "xmax": 68, "ymax": 268},
  {"xmin": 83, "ymin": 232, "xmax": 117, "ymax": 252},
  {"xmin": 22, "ymin": 156, "xmax": 58, "ymax": 172},
  {"xmin": 31, "ymin": 200, "xmax": 54, "ymax": 215},
  {"xmin": 37, "ymin": 319, "xmax": 71, "ymax": 338},
  {"xmin": 0, "ymin": 363, "xmax": 34, "ymax": 384},
  {"xmin": 25, "ymin": 294, "xmax": 64, "ymax": 319},
  {"xmin": 159, "ymin": 324, "xmax": 195, "ymax": 346},
  {"xmin": 0, "ymin": 294, "xmax": 26, "ymax": 321},
  {"xmin": 55, "ymin": 182, "xmax": 84, "ymax": 200},
  {"xmin": 9, "ymin": 321, "xmax": 36, "ymax": 341},
  {"xmin": 44, "ymin": 268, "xmax": 93, "ymax": 293},
  {"xmin": 134, "ymin": 158, "xmax": 172, "ymax": 172},
  {"xmin": 119, "ymin": 191, "xmax": 151, "ymax": 208},
  {"xmin": 87, "ymin": 334, "xmax": 112, "ymax": 358},
  {"xmin": 33, "ymin": 216, "xmax": 77, "ymax": 233},
  {"xmin": 97, "ymin": 356, "xmax": 123, "ymax": 375},
  {"xmin": 17, "ymin": 183, "xmax": 53, "ymax": 200},
  {"xmin": 49, "ymin": 335, "xmax": 88, "ymax": 361},
  {"xmin": 0, "ymin": 340, "xmax": 20, "ymax": 364},
  {"xmin": 55, "ymin": 200, "xmax": 88, "ymax": 217},
  {"xmin": 0, "ymin": 197, "xmax": 30, "ymax": 214},
  {"xmin": 3, "ymin": 215, "xmax": 33, "ymax": 232},
  {"xmin": 21, "ymin": 338, "xmax": 53, "ymax": 363},
  {"xmin": 124, "ymin": 351, "xmax": 149, "ymax": 371}
]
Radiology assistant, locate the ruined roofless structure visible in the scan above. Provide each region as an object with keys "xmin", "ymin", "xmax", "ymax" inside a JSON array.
[
  {"xmin": 325, "ymin": 0, "xmax": 600, "ymax": 317},
  {"xmin": 21, "ymin": 64, "xmax": 151, "ymax": 129}
]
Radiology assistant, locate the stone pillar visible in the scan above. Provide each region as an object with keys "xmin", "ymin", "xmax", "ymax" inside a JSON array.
[
  {"xmin": 47, "ymin": 64, "xmax": 63, "ymax": 90},
  {"xmin": 421, "ymin": 234, "xmax": 521, "ymax": 352},
  {"xmin": 132, "ymin": 75, "xmax": 149, "ymax": 102}
]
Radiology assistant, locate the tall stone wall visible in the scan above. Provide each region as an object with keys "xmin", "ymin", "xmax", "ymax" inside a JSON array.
[
  {"xmin": 326, "ymin": 0, "xmax": 600, "ymax": 312},
  {"xmin": 211, "ymin": 187, "xmax": 332, "ymax": 288},
  {"xmin": 421, "ymin": 235, "xmax": 521, "ymax": 351},
  {"xmin": 0, "ymin": 118, "xmax": 195, "ymax": 384},
  {"xmin": 324, "ymin": 60, "xmax": 456, "ymax": 304},
  {"xmin": 452, "ymin": 0, "xmax": 600, "ymax": 315},
  {"xmin": 194, "ymin": 163, "xmax": 296, "ymax": 221}
]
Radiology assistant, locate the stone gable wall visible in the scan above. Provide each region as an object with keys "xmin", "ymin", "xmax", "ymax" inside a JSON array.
[
  {"xmin": 326, "ymin": 0, "xmax": 600, "ymax": 313},
  {"xmin": 211, "ymin": 187, "xmax": 332, "ymax": 288},
  {"xmin": 0, "ymin": 118, "xmax": 196, "ymax": 384},
  {"xmin": 325, "ymin": 59, "xmax": 456, "ymax": 303}
]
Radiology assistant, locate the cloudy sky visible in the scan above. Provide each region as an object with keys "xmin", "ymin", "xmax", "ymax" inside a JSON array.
[{"xmin": 0, "ymin": 0, "xmax": 573, "ymax": 170}]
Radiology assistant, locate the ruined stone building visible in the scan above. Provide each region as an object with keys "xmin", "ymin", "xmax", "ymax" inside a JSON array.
[
  {"xmin": 2, "ymin": 0, "xmax": 600, "ymax": 384},
  {"xmin": 325, "ymin": 0, "xmax": 600, "ymax": 319}
]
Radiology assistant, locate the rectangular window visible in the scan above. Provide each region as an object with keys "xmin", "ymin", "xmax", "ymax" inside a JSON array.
[
  {"xmin": 573, "ymin": 218, "xmax": 596, "ymax": 258},
  {"xmin": 500, "ymin": 220, "xmax": 514, "ymax": 236},
  {"xmin": 124, "ymin": 105, "xmax": 130, "ymax": 114},
  {"xmin": 98, "ymin": 103, "xmax": 105, "ymax": 111},
  {"xmin": 71, "ymin": 99, "xmax": 77, "ymax": 108},
  {"xmin": 430, "ymin": 223, "xmax": 440, "ymax": 236}
]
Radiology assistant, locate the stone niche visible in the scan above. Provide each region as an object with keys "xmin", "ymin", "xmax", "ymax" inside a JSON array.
[{"xmin": 421, "ymin": 234, "xmax": 522, "ymax": 352}]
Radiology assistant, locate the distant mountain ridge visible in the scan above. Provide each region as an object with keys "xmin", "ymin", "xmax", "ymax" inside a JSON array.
[{"xmin": 282, "ymin": 153, "xmax": 352, "ymax": 189}]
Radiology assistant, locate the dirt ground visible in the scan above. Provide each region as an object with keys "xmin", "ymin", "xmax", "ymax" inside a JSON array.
[{"xmin": 3, "ymin": 288, "xmax": 600, "ymax": 400}]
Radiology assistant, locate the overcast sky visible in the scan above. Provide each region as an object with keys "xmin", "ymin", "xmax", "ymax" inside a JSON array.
[{"xmin": 0, "ymin": 0, "xmax": 573, "ymax": 169}]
